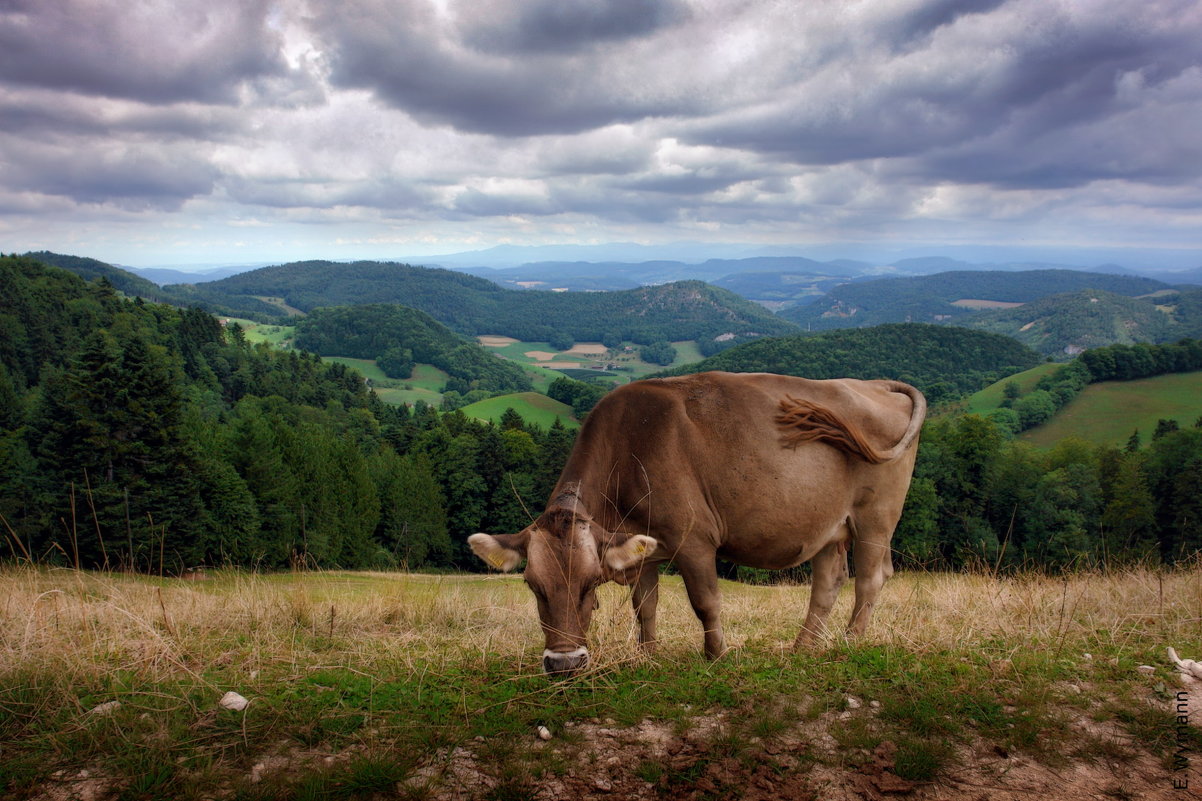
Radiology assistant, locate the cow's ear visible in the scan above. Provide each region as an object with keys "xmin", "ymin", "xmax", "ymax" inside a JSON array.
[
  {"xmin": 603, "ymin": 534, "xmax": 659, "ymax": 572},
  {"xmin": 468, "ymin": 532, "xmax": 527, "ymax": 572}
]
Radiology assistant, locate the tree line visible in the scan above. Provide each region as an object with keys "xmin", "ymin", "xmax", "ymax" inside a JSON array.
[{"xmin": 897, "ymin": 413, "xmax": 1202, "ymax": 570}]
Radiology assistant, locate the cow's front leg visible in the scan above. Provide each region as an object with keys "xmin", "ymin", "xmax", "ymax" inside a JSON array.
[
  {"xmin": 677, "ymin": 556, "xmax": 727, "ymax": 659},
  {"xmin": 793, "ymin": 538, "xmax": 849, "ymax": 650},
  {"xmin": 631, "ymin": 565, "xmax": 660, "ymax": 653}
]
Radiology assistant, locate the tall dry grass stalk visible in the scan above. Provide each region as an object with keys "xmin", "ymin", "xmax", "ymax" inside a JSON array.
[{"xmin": 2, "ymin": 565, "xmax": 1199, "ymax": 689}]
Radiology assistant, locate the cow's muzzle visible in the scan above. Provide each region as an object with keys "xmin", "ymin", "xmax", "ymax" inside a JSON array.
[{"xmin": 542, "ymin": 646, "xmax": 589, "ymax": 676}]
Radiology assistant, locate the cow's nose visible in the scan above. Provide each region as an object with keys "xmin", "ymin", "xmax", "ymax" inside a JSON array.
[{"xmin": 542, "ymin": 647, "xmax": 589, "ymax": 676}]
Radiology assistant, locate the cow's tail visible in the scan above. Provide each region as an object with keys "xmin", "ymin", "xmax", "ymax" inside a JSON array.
[{"xmin": 775, "ymin": 381, "xmax": 927, "ymax": 464}]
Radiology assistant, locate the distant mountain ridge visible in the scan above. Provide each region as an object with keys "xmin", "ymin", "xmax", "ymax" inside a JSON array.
[
  {"xmin": 779, "ymin": 269, "xmax": 1171, "ymax": 331},
  {"xmin": 185, "ymin": 259, "xmax": 798, "ymax": 345}
]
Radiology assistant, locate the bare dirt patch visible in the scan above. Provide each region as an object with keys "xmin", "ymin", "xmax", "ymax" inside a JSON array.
[
  {"xmin": 477, "ymin": 335, "xmax": 519, "ymax": 347},
  {"xmin": 567, "ymin": 343, "xmax": 609, "ymax": 356},
  {"xmin": 399, "ymin": 686, "xmax": 1197, "ymax": 801}
]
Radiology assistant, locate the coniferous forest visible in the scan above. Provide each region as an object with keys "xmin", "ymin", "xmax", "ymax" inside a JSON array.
[{"xmin": 2, "ymin": 253, "xmax": 1201, "ymax": 575}]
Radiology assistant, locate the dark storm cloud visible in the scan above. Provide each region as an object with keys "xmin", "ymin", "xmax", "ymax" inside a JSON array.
[
  {"xmin": 461, "ymin": 0, "xmax": 690, "ymax": 54},
  {"xmin": 312, "ymin": 0, "xmax": 701, "ymax": 136},
  {"xmin": 1, "ymin": 141, "xmax": 218, "ymax": 210},
  {"xmin": 891, "ymin": 0, "xmax": 1011, "ymax": 44},
  {"xmin": 688, "ymin": 0, "xmax": 1202, "ymax": 192},
  {"xmin": 0, "ymin": 0, "xmax": 290, "ymax": 104},
  {"xmin": 0, "ymin": 94, "xmax": 243, "ymax": 142}
]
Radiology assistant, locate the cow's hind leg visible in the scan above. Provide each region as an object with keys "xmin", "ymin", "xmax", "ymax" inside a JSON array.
[
  {"xmin": 631, "ymin": 565, "xmax": 660, "ymax": 654},
  {"xmin": 793, "ymin": 537, "xmax": 849, "ymax": 650},
  {"xmin": 677, "ymin": 554, "xmax": 727, "ymax": 660},
  {"xmin": 847, "ymin": 517, "xmax": 896, "ymax": 638}
]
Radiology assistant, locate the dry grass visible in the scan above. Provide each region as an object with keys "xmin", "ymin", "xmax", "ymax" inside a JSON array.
[{"xmin": 3, "ymin": 564, "xmax": 1198, "ymax": 686}]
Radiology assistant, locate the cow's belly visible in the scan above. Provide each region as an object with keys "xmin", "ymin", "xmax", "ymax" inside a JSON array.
[
  {"xmin": 707, "ymin": 447, "xmax": 859, "ymax": 570},
  {"xmin": 715, "ymin": 504, "xmax": 851, "ymax": 570}
]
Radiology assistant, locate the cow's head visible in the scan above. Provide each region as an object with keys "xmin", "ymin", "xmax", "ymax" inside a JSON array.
[{"xmin": 468, "ymin": 496, "xmax": 657, "ymax": 676}]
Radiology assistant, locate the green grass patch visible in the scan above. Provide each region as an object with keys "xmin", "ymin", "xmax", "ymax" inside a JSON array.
[
  {"xmin": 322, "ymin": 356, "xmax": 389, "ymax": 382},
  {"xmin": 230, "ymin": 320, "xmax": 296, "ymax": 347},
  {"xmin": 964, "ymin": 362, "xmax": 1061, "ymax": 415},
  {"xmin": 1022, "ymin": 370, "xmax": 1202, "ymax": 447},
  {"xmin": 460, "ymin": 392, "xmax": 578, "ymax": 428}
]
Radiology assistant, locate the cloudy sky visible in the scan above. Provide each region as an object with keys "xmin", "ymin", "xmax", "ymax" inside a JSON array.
[{"xmin": 2, "ymin": 0, "xmax": 1201, "ymax": 268}]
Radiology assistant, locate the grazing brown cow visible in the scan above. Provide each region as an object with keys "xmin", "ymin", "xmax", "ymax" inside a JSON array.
[{"xmin": 469, "ymin": 371, "xmax": 926, "ymax": 675}]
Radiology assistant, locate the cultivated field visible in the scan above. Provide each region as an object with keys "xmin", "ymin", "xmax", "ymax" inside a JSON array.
[{"xmin": 2, "ymin": 566, "xmax": 1199, "ymax": 799}]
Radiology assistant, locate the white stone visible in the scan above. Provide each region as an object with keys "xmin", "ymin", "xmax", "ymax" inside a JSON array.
[
  {"xmin": 845, "ymin": 696, "xmax": 862, "ymax": 710},
  {"xmin": 89, "ymin": 701, "xmax": 121, "ymax": 716},
  {"xmin": 537, "ymin": 725, "xmax": 552, "ymax": 741},
  {"xmin": 1136, "ymin": 665, "xmax": 1156, "ymax": 674},
  {"xmin": 219, "ymin": 691, "xmax": 250, "ymax": 711}
]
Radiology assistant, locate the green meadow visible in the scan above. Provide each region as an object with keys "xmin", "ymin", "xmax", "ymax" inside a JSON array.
[
  {"xmin": 460, "ymin": 392, "xmax": 578, "ymax": 428},
  {"xmin": 964, "ymin": 362, "xmax": 1060, "ymax": 415},
  {"xmin": 1022, "ymin": 370, "xmax": 1202, "ymax": 447}
]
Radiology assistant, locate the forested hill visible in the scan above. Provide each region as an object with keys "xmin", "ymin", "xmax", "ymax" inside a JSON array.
[
  {"xmin": 658, "ymin": 324, "xmax": 1043, "ymax": 403},
  {"xmin": 780, "ymin": 269, "xmax": 1170, "ymax": 330},
  {"xmin": 23, "ymin": 251, "xmax": 176, "ymax": 305},
  {"xmin": 958, "ymin": 289, "xmax": 1182, "ymax": 357},
  {"xmin": 293, "ymin": 305, "xmax": 532, "ymax": 393},
  {"xmin": 185, "ymin": 260, "xmax": 797, "ymax": 344}
]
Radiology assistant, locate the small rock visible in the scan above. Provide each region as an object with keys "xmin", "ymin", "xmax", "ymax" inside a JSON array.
[
  {"xmin": 474, "ymin": 735, "xmax": 485, "ymax": 742},
  {"xmin": 1137, "ymin": 665, "xmax": 1156, "ymax": 674},
  {"xmin": 869, "ymin": 700, "xmax": 881, "ymax": 709},
  {"xmin": 537, "ymin": 725, "xmax": 552, "ymax": 741},
  {"xmin": 219, "ymin": 691, "xmax": 250, "ymax": 711},
  {"xmin": 1083, "ymin": 653, "xmax": 1092, "ymax": 660},
  {"xmin": 89, "ymin": 701, "xmax": 121, "ymax": 716},
  {"xmin": 1065, "ymin": 683, "xmax": 1082, "ymax": 694},
  {"xmin": 845, "ymin": 696, "xmax": 862, "ymax": 710},
  {"xmin": 593, "ymin": 778, "xmax": 613, "ymax": 792}
]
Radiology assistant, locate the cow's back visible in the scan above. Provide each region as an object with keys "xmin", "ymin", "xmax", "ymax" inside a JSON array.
[{"xmin": 556, "ymin": 372, "xmax": 922, "ymax": 570}]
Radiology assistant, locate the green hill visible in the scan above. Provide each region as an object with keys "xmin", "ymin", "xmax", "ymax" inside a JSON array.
[
  {"xmin": 780, "ymin": 269, "xmax": 1170, "ymax": 331},
  {"xmin": 460, "ymin": 392, "xmax": 578, "ymax": 428},
  {"xmin": 659, "ymin": 323, "xmax": 1042, "ymax": 402},
  {"xmin": 189, "ymin": 260, "xmax": 797, "ymax": 345},
  {"xmin": 23, "ymin": 251, "xmax": 177, "ymax": 304},
  {"xmin": 293, "ymin": 304, "xmax": 532, "ymax": 394},
  {"xmin": 1021, "ymin": 371, "xmax": 1202, "ymax": 447},
  {"xmin": 964, "ymin": 363, "xmax": 1062, "ymax": 415}
]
